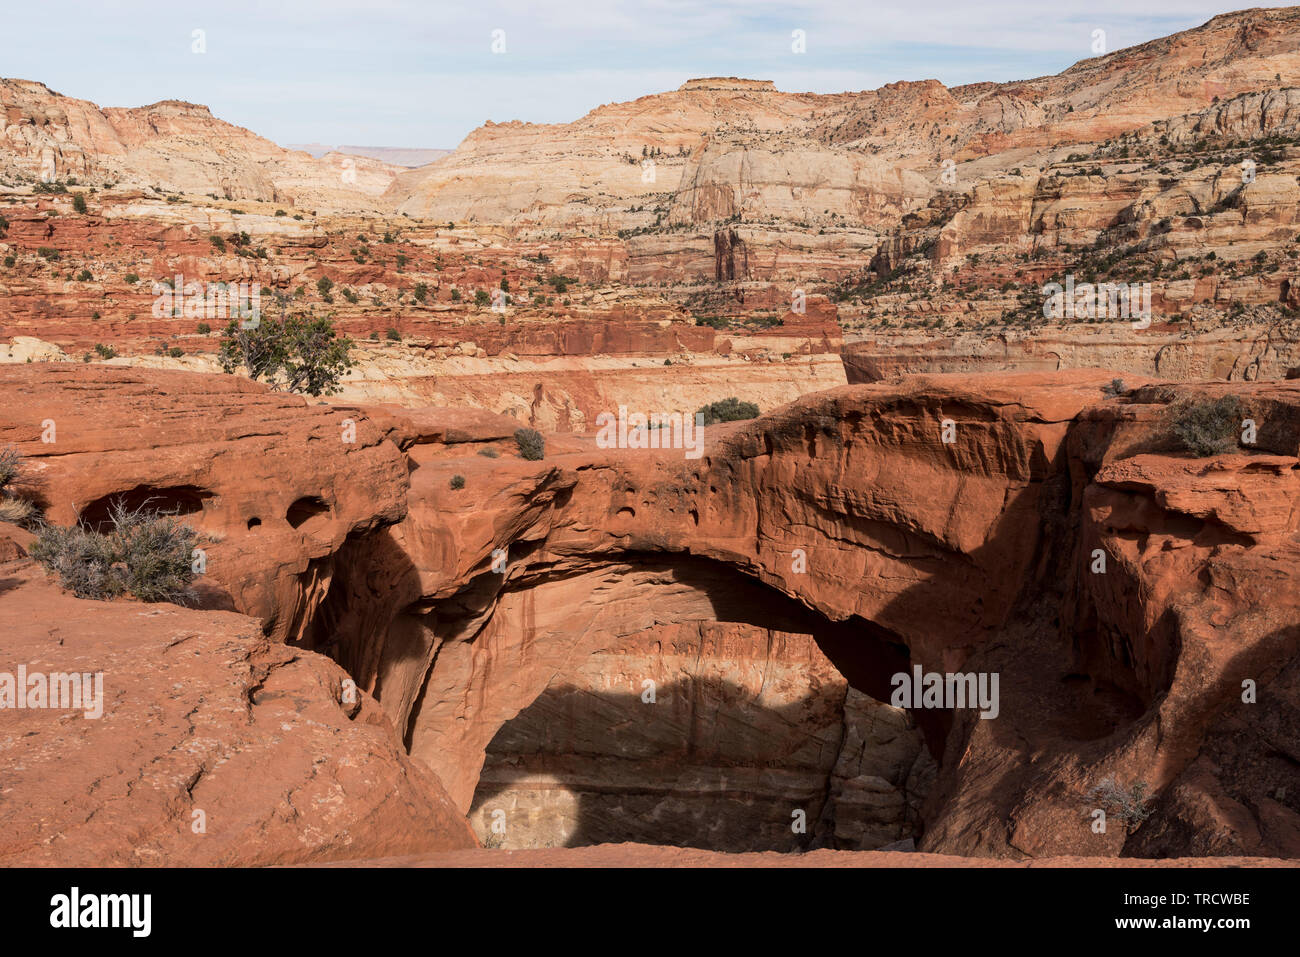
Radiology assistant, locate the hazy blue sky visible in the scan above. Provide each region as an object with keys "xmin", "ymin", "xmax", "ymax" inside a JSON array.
[{"xmin": 0, "ymin": 1, "xmax": 1260, "ymax": 149}]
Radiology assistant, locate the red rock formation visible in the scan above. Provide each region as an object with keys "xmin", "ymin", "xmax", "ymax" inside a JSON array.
[
  {"xmin": 0, "ymin": 364, "xmax": 411, "ymax": 642},
  {"xmin": 300, "ymin": 370, "xmax": 1300, "ymax": 860},
  {"xmin": 0, "ymin": 566, "xmax": 474, "ymax": 865}
]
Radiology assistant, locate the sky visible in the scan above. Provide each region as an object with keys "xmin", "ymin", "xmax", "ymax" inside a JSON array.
[{"xmin": 0, "ymin": 0, "xmax": 1269, "ymax": 149}]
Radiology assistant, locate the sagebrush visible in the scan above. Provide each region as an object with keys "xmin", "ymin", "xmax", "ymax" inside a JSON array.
[
  {"xmin": 514, "ymin": 427, "xmax": 545, "ymax": 461},
  {"xmin": 29, "ymin": 500, "xmax": 202, "ymax": 604},
  {"xmin": 1168, "ymin": 395, "xmax": 1244, "ymax": 456},
  {"xmin": 0, "ymin": 446, "xmax": 39, "ymax": 526},
  {"xmin": 1084, "ymin": 776, "xmax": 1154, "ymax": 828}
]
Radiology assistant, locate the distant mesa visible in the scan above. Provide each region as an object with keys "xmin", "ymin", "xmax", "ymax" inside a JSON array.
[
  {"xmin": 287, "ymin": 143, "xmax": 452, "ymax": 168},
  {"xmin": 678, "ymin": 77, "xmax": 777, "ymax": 92}
]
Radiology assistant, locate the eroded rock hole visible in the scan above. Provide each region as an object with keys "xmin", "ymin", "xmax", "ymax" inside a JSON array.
[
  {"xmin": 78, "ymin": 484, "xmax": 210, "ymax": 531},
  {"xmin": 286, "ymin": 495, "xmax": 331, "ymax": 533}
]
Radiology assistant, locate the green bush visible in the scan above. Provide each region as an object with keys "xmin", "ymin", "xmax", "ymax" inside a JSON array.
[
  {"xmin": 76, "ymin": 269, "xmax": 92, "ymax": 282},
  {"xmin": 72, "ymin": 193, "xmax": 88, "ymax": 214},
  {"xmin": 477, "ymin": 447, "xmax": 499, "ymax": 458},
  {"xmin": 29, "ymin": 500, "xmax": 201, "ymax": 603},
  {"xmin": 2, "ymin": 256, "xmax": 14, "ymax": 268},
  {"xmin": 697, "ymin": 397, "xmax": 760, "ymax": 425},
  {"xmin": 124, "ymin": 272, "xmax": 140, "ymax": 284},
  {"xmin": 218, "ymin": 309, "xmax": 355, "ymax": 396},
  {"xmin": 386, "ymin": 328, "xmax": 401, "ymax": 342},
  {"xmin": 450, "ymin": 287, "xmax": 461, "ymax": 301},
  {"xmin": 413, "ymin": 282, "xmax": 428, "ymax": 303},
  {"xmin": 474, "ymin": 289, "xmax": 491, "ymax": 307},
  {"xmin": 93, "ymin": 343, "xmax": 117, "ymax": 359},
  {"xmin": 37, "ymin": 247, "xmax": 59, "ymax": 261},
  {"xmin": 209, "ymin": 235, "xmax": 226, "ymax": 252},
  {"xmin": 197, "ymin": 322, "xmax": 211, "ymax": 335},
  {"xmin": 1101, "ymin": 377, "xmax": 1127, "ymax": 398},
  {"xmin": 449, "ymin": 474, "xmax": 466, "ymax": 490},
  {"xmin": 316, "ymin": 276, "xmax": 334, "ymax": 298},
  {"xmin": 514, "ymin": 427, "xmax": 545, "ymax": 461},
  {"xmin": 168, "ymin": 347, "xmax": 184, "ymax": 358},
  {"xmin": 1169, "ymin": 396, "xmax": 1243, "ymax": 456}
]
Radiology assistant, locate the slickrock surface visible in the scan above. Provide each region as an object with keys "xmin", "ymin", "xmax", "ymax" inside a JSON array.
[{"xmin": 0, "ymin": 567, "xmax": 474, "ymax": 866}]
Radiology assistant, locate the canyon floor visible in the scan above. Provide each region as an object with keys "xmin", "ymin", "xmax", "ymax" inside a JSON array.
[{"xmin": 4, "ymin": 7, "xmax": 1300, "ymax": 870}]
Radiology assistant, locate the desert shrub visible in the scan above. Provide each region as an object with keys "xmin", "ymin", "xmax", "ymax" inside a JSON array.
[
  {"xmin": 413, "ymin": 282, "xmax": 428, "ymax": 303},
  {"xmin": 696, "ymin": 397, "xmax": 760, "ymax": 425},
  {"xmin": 1101, "ymin": 377, "xmax": 1127, "ymax": 398},
  {"xmin": 124, "ymin": 272, "xmax": 140, "ymax": 284},
  {"xmin": 449, "ymin": 474, "xmax": 466, "ymax": 490},
  {"xmin": 342, "ymin": 287, "xmax": 358, "ymax": 304},
  {"xmin": 386, "ymin": 328, "xmax": 401, "ymax": 341},
  {"xmin": 29, "ymin": 500, "xmax": 201, "ymax": 603},
  {"xmin": 168, "ymin": 347, "xmax": 184, "ymax": 358},
  {"xmin": 208, "ymin": 235, "xmax": 226, "ymax": 252},
  {"xmin": 76, "ymin": 269, "xmax": 92, "ymax": 282},
  {"xmin": 72, "ymin": 193, "xmax": 88, "ymax": 214},
  {"xmin": 275, "ymin": 209, "xmax": 287, "ymax": 217},
  {"xmin": 477, "ymin": 447, "xmax": 499, "ymax": 458},
  {"xmin": 1169, "ymin": 396, "xmax": 1243, "ymax": 456},
  {"xmin": 1084, "ymin": 777, "xmax": 1154, "ymax": 828},
  {"xmin": 37, "ymin": 247, "xmax": 59, "ymax": 261},
  {"xmin": 2, "ymin": 256, "xmax": 14, "ymax": 268},
  {"xmin": 93, "ymin": 343, "xmax": 117, "ymax": 359},
  {"xmin": 514, "ymin": 427, "xmax": 545, "ymax": 461},
  {"xmin": 0, "ymin": 447, "xmax": 37, "ymax": 526},
  {"xmin": 316, "ymin": 276, "xmax": 334, "ymax": 298},
  {"xmin": 474, "ymin": 289, "xmax": 491, "ymax": 307},
  {"xmin": 218, "ymin": 309, "xmax": 355, "ymax": 396},
  {"xmin": 196, "ymin": 322, "xmax": 211, "ymax": 334},
  {"xmin": 450, "ymin": 287, "xmax": 461, "ymax": 301}
]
